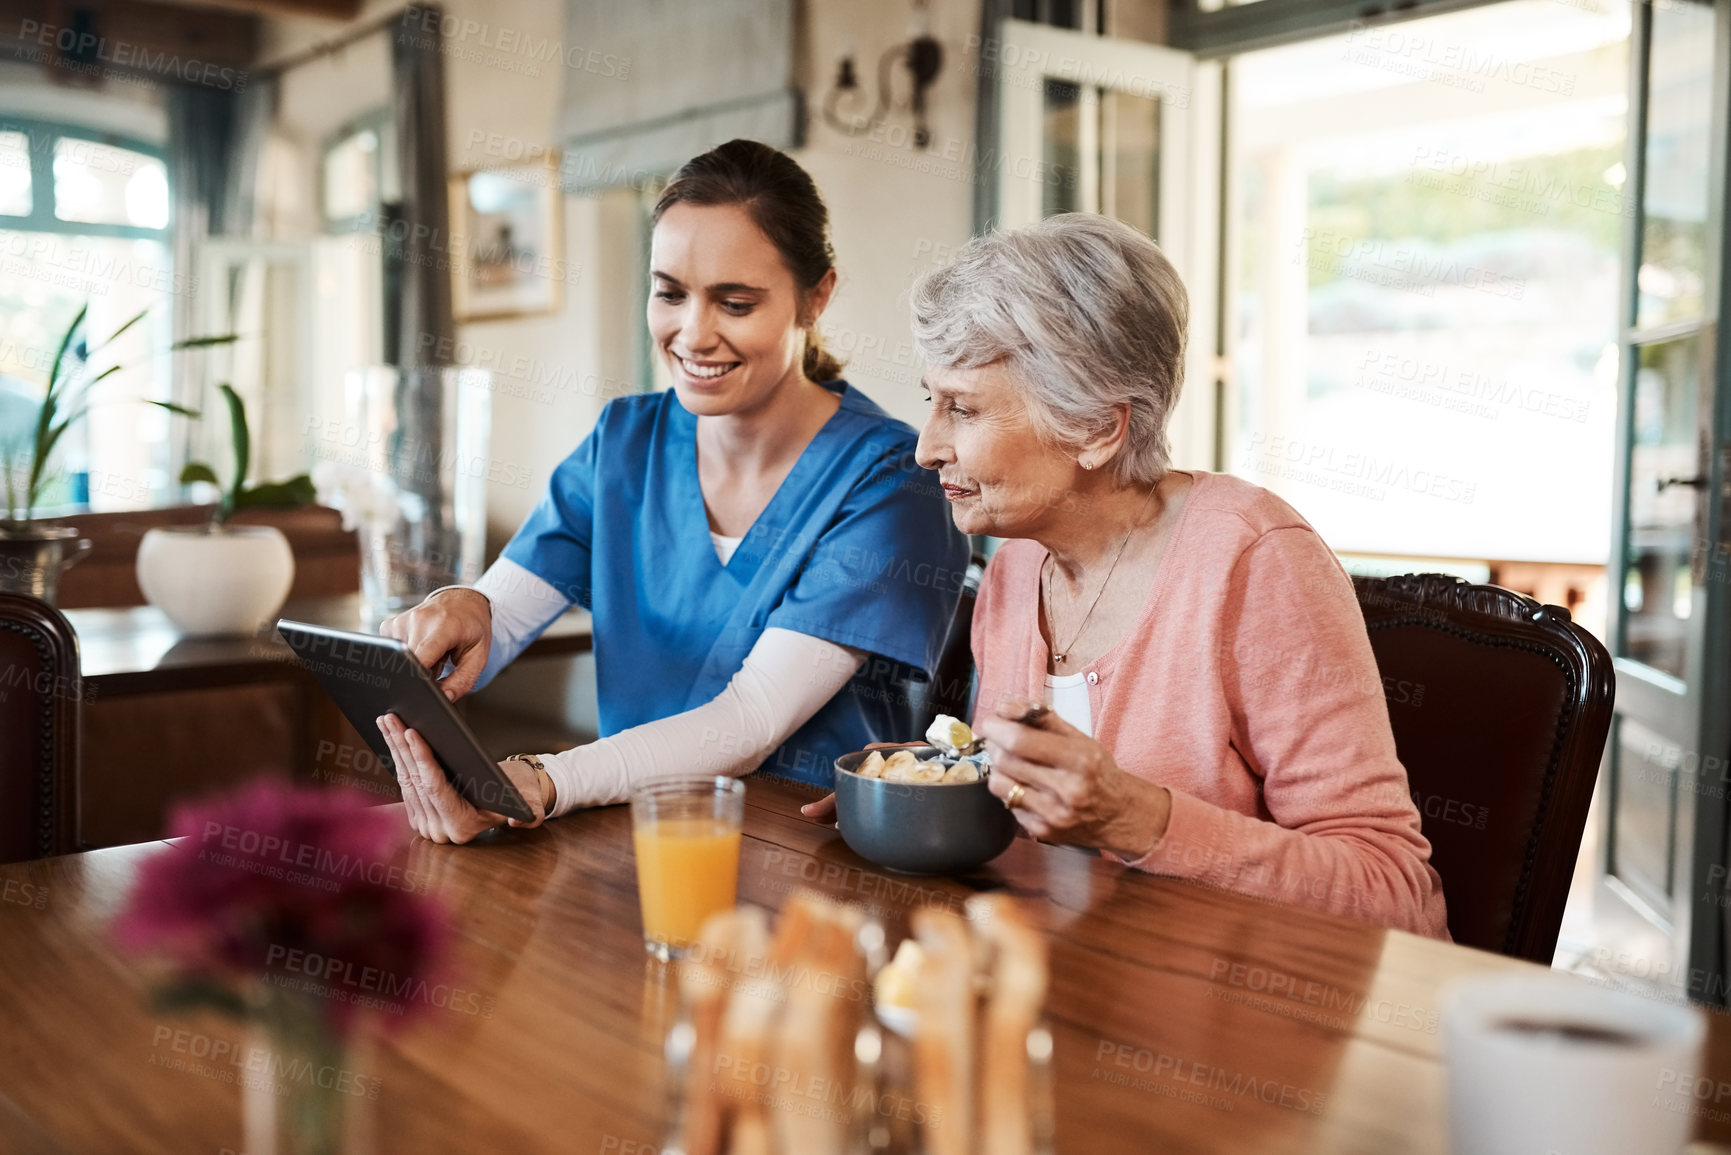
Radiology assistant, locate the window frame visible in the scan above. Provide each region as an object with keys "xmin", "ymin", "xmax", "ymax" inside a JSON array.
[
  {"xmin": 0, "ymin": 117, "xmax": 169, "ymax": 240},
  {"xmin": 319, "ymin": 108, "xmax": 393, "ymax": 236},
  {"xmin": 1170, "ymin": 0, "xmax": 1510, "ymax": 58}
]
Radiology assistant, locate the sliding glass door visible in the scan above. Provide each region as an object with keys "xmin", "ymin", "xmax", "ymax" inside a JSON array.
[{"xmin": 1594, "ymin": 0, "xmax": 1731, "ymax": 1002}]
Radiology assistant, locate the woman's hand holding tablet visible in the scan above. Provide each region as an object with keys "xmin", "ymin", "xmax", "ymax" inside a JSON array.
[
  {"xmin": 381, "ymin": 588, "xmax": 494, "ymax": 701},
  {"xmin": 377, "ymin": 713, "xmax": 551, "ymax": 844},
  {"xmin": 277, "ymin": 619, "xmax": 538, "ymax": 828},
  {"xmin": 375, "ymin": 588, "xmax": 543, "ymax": 843}
]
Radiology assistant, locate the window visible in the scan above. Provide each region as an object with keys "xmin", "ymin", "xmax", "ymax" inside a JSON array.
[
  {"xmin": 53, "ymin": 137, "xmax": 169, "ymax": 229},
  {"xmin": 1227, "ymin": 0, "xmax": 1629, "ymax": 595},
  {"xmin": 0, "ymin": 120, "xmax": 173, "ymax": 514},
  {"xmin": 0, "ymin": 131, "xmax": 30, "ymax": 216},
  {"xmin": 321, "ymin": 111, "xmax": 395, "ymax": 235}
]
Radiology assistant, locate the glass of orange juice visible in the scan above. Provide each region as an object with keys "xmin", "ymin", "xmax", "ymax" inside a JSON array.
[{"xmin": 629, "ymin": 776, "xmax": 746, "ymax": 961}]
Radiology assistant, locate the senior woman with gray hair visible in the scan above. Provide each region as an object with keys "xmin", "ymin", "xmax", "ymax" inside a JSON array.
[{"xmin": 806, "ymin": 213, "xmax": 1448, "ymax": 938}]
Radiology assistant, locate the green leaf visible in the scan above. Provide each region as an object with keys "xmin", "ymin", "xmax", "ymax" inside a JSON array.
[
  {"xmin": 168, "ymin": 333, "xmax": 240, "ymax": 351},
  {"xmin": 212, "ymin": 384, "xmax": 250, "ymax": 522},
  {"xmin": 145, "ymin": 401, "xmax": 201, "ymax": 418},
  {"xmin": 149, "ymin": 977, "xmax": 251, "ymax": 1022},
  {"xmin": 30, "ymin": 411, "xmax": 83, "ymax": 496},
  {"xmin": 45, "ymin": 301, "xmax": 87, "ymax": 405},
  {"xmin": 23, "ymin": 435, "xmax": 50, "ymax": 513},
  {"xmin": 179, "ymin": 462, "xmax": 221, "ymax": 486},
  {"xmin": 93, "ymin": 307, "xmax": 149, "ymax": 353},
  {"xmin": 25, "ymin": 406, "xmax": 85, "ymax": 511},
  {"xmin": 50, "ymin": 406, "xmax": 88, "ymax": 434},
  {"xmin": 32, "ymin": 303, "xmax": 87, "ymax": 505},
  {"xmin": 2, "ymin": 444, "xmax": 18, "ymax": 520},
  {"xmin": 57, "ymin": 364, "xmax": 121, "ymax": 420},
  {"xmin": 216, "ymin": 384, "xmax": 250, "ymax": 502},
  {"xmin": 234, "ymin": 474, "xmax": 316, "ymax": 510}
]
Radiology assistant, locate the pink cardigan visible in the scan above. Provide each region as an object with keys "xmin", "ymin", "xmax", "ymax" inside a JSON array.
[{"xmin": 970, "ymin": 471, "xmax": 1450, "ymax": 939}]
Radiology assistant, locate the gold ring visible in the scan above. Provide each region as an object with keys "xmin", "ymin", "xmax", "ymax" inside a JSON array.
[{"xmin": 1004, "ymin": 782, "xmax": 1026, "ymax": 810}]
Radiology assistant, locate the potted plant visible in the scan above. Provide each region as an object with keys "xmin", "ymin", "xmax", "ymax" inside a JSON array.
[
  {"xmin": 135, "ymin": 384, "xmax": 317, "ymax": 636},
  {"xmin": 0, "ymin": 302, "xmax": 220, "ymax": 605}
]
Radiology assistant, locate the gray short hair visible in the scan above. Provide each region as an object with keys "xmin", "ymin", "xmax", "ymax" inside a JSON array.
[{"xmin": 908, "ymin": 214, "xmax": 1188, "ymax": 486}]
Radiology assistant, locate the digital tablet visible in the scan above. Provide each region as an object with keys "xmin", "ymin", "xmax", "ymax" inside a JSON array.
[{"xmin": 276, "ymin": 619, "xmax": 536, "ymax": 823}]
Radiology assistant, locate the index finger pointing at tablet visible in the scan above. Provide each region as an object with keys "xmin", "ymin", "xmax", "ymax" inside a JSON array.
[
  {"xmin": 389, "ymin": 594, "xmax": 491, "ymax": 695},
  {"xmin": 437, "ymin": 635, "xmax": 490, "ymax": 702},
  {"xmin": 390, "ymin": 616, "xmax": 462, "ymax": 691}
]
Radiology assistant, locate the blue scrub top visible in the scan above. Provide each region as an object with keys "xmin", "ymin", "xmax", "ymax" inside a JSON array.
[{"xmin": 497, "ymin": 380, "xmax": 971, "ymax": 788}]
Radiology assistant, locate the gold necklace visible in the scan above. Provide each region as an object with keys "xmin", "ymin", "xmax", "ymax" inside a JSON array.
[{"xmin": 1042, "ymin": 484, "xmax": 1160, "ymax": 666}]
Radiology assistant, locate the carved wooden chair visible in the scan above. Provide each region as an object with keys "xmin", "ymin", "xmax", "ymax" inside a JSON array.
[
  {"xmin": 1353, "ymin": 574, "xmax": 1614, "ymax": 962},
  {"xmin": 0, "ymin": 593, "xmax": 81, "ymax": 863}
]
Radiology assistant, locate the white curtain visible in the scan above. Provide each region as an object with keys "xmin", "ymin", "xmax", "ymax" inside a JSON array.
[{"xmin": 557, "ymin": 0, "xmax": 800, "ymax": 193}]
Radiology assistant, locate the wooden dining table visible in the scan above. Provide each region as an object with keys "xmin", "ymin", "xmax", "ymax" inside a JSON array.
[{"xmin": 2, "ymin": 774, "xmax": 1727, "ymax": 1154}]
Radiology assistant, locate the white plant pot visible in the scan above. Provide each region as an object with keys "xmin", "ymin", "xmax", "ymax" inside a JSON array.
[{"xmin": 136, "ymin": 525, "xmax": 296, "ymax": 637}]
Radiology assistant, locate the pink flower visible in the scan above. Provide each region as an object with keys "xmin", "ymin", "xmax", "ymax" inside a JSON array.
[{"xmin": 114, "ymin": 778, "xmax": 449, "ymax": 1037}]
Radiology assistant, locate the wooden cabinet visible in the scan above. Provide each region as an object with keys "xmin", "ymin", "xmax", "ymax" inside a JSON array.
[
  {"xmin": 66, "ymin": 594, "xmax": 591, "ymax": 850},
  {"xmin": 83, "ymin": 682, "xmax": 322, "ymax": 847}
]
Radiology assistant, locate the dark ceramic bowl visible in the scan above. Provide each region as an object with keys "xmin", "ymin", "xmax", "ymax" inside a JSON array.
[{"xmin": 831, "ymin": 746, "xmax": 1018, "ymax": 876}]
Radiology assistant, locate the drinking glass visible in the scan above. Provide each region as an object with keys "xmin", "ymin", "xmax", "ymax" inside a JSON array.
[
  {"xmin": 629, "ymin": 777, "xmax": 746, "ymax": 961},
  {"xmin": 330, "ymin": 365, "xmax": 491, "ymax": 628}
]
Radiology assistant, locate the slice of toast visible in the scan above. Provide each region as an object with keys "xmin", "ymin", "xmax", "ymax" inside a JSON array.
[
  {"xmin": 912, "ymin": 907, "xmax": 976, "ymax": 1155},
  {"xmin": 970, "ymin": 894, "xmax": 1049, "ymax": 1155}
]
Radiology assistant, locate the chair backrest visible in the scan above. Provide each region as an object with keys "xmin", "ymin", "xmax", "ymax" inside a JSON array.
[
  {"xmin": 1353, "ymin": 574, "xmax": 1614, "ymax": 962},
  {"xmin": 0, "ymin": 593, "xmax": 81, "ymax": 863},
  {"xmin": 913, "ymin": 551, "xmax": 987, "ymax": 733}
]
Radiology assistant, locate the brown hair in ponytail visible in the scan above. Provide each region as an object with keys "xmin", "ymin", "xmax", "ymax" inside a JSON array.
[{"xmin": 652, "ymin": 139, "xmax": 846, "ymax": 383}]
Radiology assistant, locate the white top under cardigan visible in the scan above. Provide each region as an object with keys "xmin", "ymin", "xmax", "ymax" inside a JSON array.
[{"xmin": 1043, "ymin": 671, "xmax": 1094, "ymax": 736}]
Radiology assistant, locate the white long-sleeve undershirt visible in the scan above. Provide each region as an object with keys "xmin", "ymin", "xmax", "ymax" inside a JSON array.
[{"xmin": 448, "ymin": 558, "xmax": 868, "ymax": 815}]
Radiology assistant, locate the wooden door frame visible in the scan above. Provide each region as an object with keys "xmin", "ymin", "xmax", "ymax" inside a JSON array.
[{"xmin": 989, "ymin": 18, "xmax": 1222, "ymax": 472}]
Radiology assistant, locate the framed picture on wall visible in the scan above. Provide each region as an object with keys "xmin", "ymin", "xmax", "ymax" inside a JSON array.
[{"xmin": 449, "ymin": 156, "xmax": 564, "ymax": 321}]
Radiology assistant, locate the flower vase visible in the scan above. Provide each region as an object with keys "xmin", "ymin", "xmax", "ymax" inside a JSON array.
[
  {"xmin": 242, "ymin": 991, "xmax": 377, "ymax": 1155},
  {"xmin": 325, "ymin": 365, "xmax": 490, "ymax": 628},
  {"xmin": 356, "ymin": 498, "xmax": 406, "ymax": 628}
]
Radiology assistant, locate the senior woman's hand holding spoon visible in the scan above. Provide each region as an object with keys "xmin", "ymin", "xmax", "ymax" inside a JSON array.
[{"xmin": 978, "ymin": 697, "xmax": 1173, "ymax": 861}]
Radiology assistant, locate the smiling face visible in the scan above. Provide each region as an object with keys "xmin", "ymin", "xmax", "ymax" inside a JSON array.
[
  {"xmin": 648, "ymin": 202, "xmax": 832, "ymax": 419},
  {"xmin": 915, "ymin": 362, "xmax": 1091, "ymax": 538}
]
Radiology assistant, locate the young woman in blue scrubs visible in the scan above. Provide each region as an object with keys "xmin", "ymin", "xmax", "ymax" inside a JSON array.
[{"xmin": 375, "ymin": 140, "xmax": 971, "ymax": 844}]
